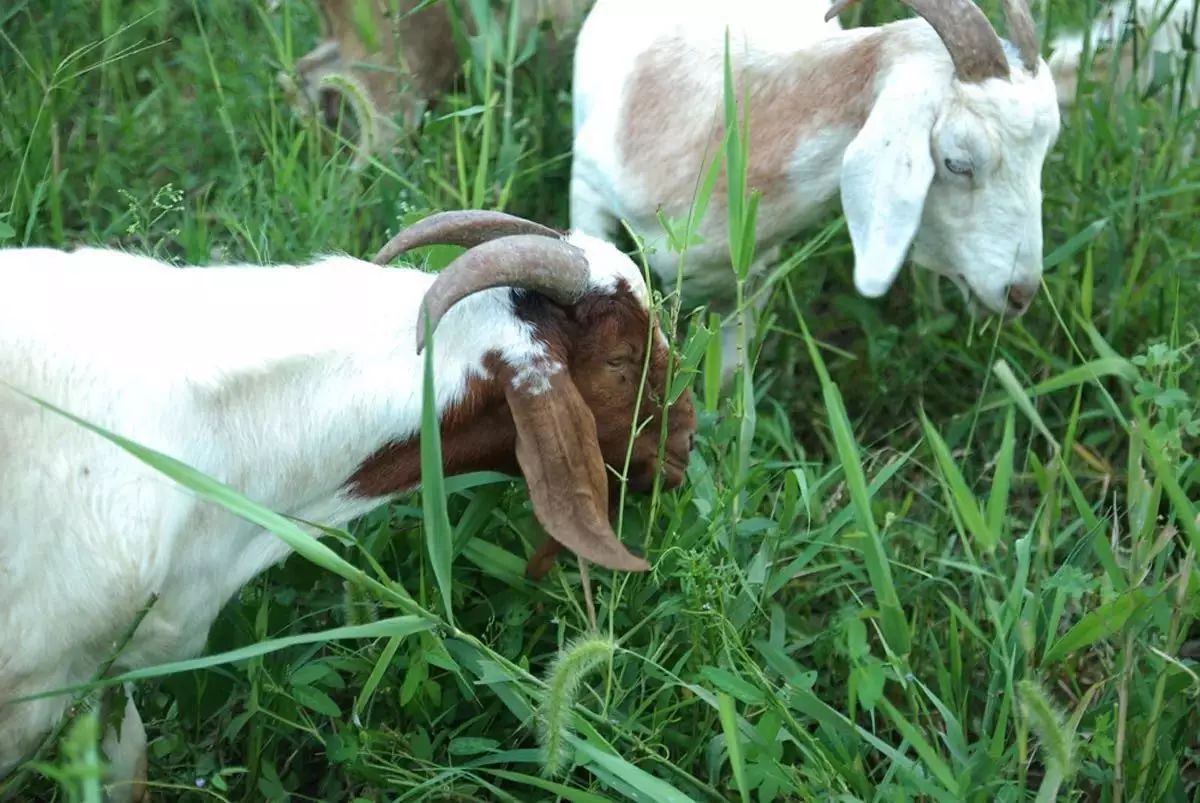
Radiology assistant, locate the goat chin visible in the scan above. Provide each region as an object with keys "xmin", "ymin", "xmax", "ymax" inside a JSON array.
[{"xmin": 0, "ymin": 219, "xmax": 695, "ymax": 797}]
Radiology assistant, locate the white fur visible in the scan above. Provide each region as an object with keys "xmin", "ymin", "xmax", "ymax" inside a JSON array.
[
  {"xmin": 571, "ymin": 0, "xmax": 1062, "ymax": 369},
  {"xmin": 0, "ymin": 230, "xmax": 645, "ymax": 796}
]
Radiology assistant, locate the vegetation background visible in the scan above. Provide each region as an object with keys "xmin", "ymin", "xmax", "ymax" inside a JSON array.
[{"xmin": 1, "ymin": 0, "xmax": 1197, "ymax": 800}]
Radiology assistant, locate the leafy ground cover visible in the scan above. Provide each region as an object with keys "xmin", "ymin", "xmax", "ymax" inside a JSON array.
[{"xmin": 1, "ymin": 0, "xmax": 1197, "ymax": 800}]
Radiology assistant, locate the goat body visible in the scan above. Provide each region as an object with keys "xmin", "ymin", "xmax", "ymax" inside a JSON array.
[
  {"xmin": 571, "ymin": 0, "xmax": 1061, "ymax": 373},
  {"xmin": 0, "ymin": 217, "xmax": 694, "ymax": 798}
]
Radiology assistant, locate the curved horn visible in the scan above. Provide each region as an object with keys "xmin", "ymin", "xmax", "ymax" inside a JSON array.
[
  {"xmin": 826, "ymin": 0, "xmax": 1010, "ymax": 83},
  {"xmin": 416, "ymin": 234, "xmax": 590, "ymax": 353},
  {"xmin": 373, "ymin": 210, "xmax": 561, "ymax": 266},
  {"xmin": 1001, "ymin": 0, "xmax": 1040, "ymax": 74}
]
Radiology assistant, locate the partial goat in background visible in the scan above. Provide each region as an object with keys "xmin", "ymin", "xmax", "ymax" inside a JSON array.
[
  {"xmin": 1049, "ymin": 0, "xmax": 1197, "ymax": 110},
  {"xmin": 570, "ymin": 0, "xmax": 1061, "ymax": 377},
  {"xmin": 0, "ymin": 210, "xmax": 694, "ymax": 802},
  {"xmin": 280, "ymin": 0, "xmax": 593, "ymax": 163}
]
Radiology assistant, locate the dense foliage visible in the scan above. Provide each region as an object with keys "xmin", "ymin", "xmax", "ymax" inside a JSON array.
[{"xmin": 1, "ymin": 0, "xmax": 1196, "ymax": 800}]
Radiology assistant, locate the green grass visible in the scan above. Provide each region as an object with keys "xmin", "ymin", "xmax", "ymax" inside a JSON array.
[{"xmin": 2, "ymin": 0, "xmax": 1198, "ymax": 800}]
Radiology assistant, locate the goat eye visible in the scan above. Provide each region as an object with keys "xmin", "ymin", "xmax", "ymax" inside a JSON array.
[
  {"xmin": 607, "ymin": 357, "xmax": 627, "ymax": 369},
  {"xmin": 944, "ymin": 157, "xmax": 974, "ymax": 177}
]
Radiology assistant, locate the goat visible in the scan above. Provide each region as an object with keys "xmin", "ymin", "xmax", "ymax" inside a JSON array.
[
  {"xmin": 570, "ymin": 0, "xmax": 1061, "ymax": 377},
  {"xmin": 0, "ymin": 210, "xmax": 696, "ymax": 802},
  {"xmin": 281, "ymin": 0, "xmax": 593, "ymax": 163},
  {"xmin": 1048, "ymin": 0, "xmax": 1197, "ymax": 138}
]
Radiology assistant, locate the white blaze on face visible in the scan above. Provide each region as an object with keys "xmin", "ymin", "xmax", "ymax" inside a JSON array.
[
  {"xmin": 911, "ymin": 60, "xmax": 1061, "ymax": 316},
  {"xmin": 840, "ymin": 27, "xmax": 1062, "ymax": 317}
]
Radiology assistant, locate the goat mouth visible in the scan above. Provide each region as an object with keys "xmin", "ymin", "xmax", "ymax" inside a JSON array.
[
  {"xmin": 623, "ymin": 456, "xmax": 687, "ymax": 493},
  {"xmin": 950, "ymin": 276, "xmax": 1016, "ymax": 320},
  {"xmin": 662, "ymin": 455, "xmax": 689, "ymax": 488}
]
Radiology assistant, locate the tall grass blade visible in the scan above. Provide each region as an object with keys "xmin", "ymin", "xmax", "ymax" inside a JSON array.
[
  {"xmin": 14, "ymin": 617, "xmax": 432, "ymax": 701},
  {"xmin": 1041, "ymin": 589, "xmax": 1151, "ymax": 665},
  {"xmin": 986, "ymin": 407, "xmax": 1016, "ymax": 537},
  {"xmin": 4, "ymin": 384, "xmax": 372, "ymax": 587},
  {"xmin": 420, "ymin": 312, "xmax": 457, "ymax": 627},
  {"xmin": 717, "ymin": 692, "xmax": 751, "ymax": 803},
  {"xmin": 920, "ymin": 410, "xmax": 998, "ymax": 553},
  {"xmin": 797, "ymin": 319, "xmax": 909, "ymax": 656}
]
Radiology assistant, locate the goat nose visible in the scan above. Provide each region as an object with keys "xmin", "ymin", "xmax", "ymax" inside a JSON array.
[{"xmin": 1006, "ymin": 281, "xmax": 1038, "ymax": 311}]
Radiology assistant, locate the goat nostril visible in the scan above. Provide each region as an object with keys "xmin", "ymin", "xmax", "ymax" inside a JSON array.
[{"xmin": 1006, "ymin": 282, "xmax": 1037, "ymax": 310}]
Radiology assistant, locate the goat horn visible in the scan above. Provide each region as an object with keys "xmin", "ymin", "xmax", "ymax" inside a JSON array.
[
  {"xmin": 416, "ymin": 234, "xmax": 590, "ymax": 353},
  {"xmin": 826, "ymin": 0, "xmax": 1010, "ymax": 83},
  {"xmin": 373, "ymin": 210, "xmax": 562, "ymax": 266},
  {"xmin": 1001, "ymin": 0, "xmax": 1040, "ymax": 74}
]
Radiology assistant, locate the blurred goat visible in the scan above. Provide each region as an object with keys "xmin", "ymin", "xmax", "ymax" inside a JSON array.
[
  {"xmin": 281, "ymin": 0, "xmax": 594, "ymax": 163},
  {"xmin": 1049, "ymin": 0, "xmax": 1197, "ymax": 157}
]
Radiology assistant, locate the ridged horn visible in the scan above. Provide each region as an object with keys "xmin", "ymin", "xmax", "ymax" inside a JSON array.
[
  {"xmin": 373, "ymin": 209, "xmax": 562, "ymax": 266},
  {"xmin": 416, "ymin": 234, "xmax": 590, "ymax": 353},
  {"xmin": 826, "ymin": 0, "xmax": 1012, "ymax": 82},
  {"xmin": 1001, "ymin": 0, "xmax": 1041, "ymax": 74}
]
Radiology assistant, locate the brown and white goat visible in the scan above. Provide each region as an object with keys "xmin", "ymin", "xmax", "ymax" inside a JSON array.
[
  {"xmin": 571, "ymin": 0, "xmax": 1061, "ymax": 377},
  {"xmin": 0, "ymin": 210, "xmax": 695, "ymax": 801},
  {"xmin": 281, "ymin": 0, "xmax": 594, "ymax": 162}
]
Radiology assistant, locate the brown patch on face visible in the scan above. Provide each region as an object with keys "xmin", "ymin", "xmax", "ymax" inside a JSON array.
[
  {"xmin": 561, "ymin": 288, "xmax": 696, "ymax": 493},
  {"xmin": 514, "ymin": 285, "xmax": 696, "ymax": 578},
  {"xmin": 347, "ymin": 283, "xmax": 696, "ymax": 577},
  {"xmin": 618, "ymin": 33, "xmax": 882, "ymax": 221},
  {"xmin": 347, "ymin": 352, "xmax": 518, "ymax": 498}
]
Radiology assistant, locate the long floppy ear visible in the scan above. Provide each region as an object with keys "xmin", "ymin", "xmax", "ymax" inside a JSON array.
[
  {"xmin": 840, "ymin": 87, "xmax": 937, "ymax": 298},
  {"xmin": 505, "ymin": 370, "xmax": 650, "ymax": 574}
]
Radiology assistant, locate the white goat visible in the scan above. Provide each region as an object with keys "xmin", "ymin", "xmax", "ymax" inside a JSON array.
[
  {"xmin": 570, "ymin": 0, "xmax": 1061, "ymax": 374},
  {"xmin": 0, "ymin": 210, "xmax": 695, "ymax": 801},
  {"xmin": 1049, "ymin": 0, "xmax": 1197, "ymax": 128}
]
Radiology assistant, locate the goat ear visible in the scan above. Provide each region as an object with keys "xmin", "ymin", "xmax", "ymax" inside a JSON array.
[
  {"xmin": 840, "ymin": 93, "xmax": 937, "ymax": 299},
  {"xmin": 505, "ymin": 370, "xmax": 651, "ymax": 575}
]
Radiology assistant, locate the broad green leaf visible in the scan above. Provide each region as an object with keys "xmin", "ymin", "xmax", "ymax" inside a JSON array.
[
  {"xmin": 1042, "ymin": 217, "xmax": 1108, "ymax": 269},
  {"xmin": 1042, "ymin": 589, "xmax": 1151, "ymax": 665},
  {"xmin": 484, "ymin": 769, "xmax": 614, "ymax": 803},
  {"xmin": 291, "ymin": 684, "xmax": 341, "ymax": 717},
  {"xmin": 354, "ymin": 634, "xmax": 405, "ymax": 718},
  {"xmin": 700, "ymin": 666, "xmax": 766, "ymax": 706},
  {"xmin": 572, "ymin": 737, "xmax": 698, "ymax": 803}
]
